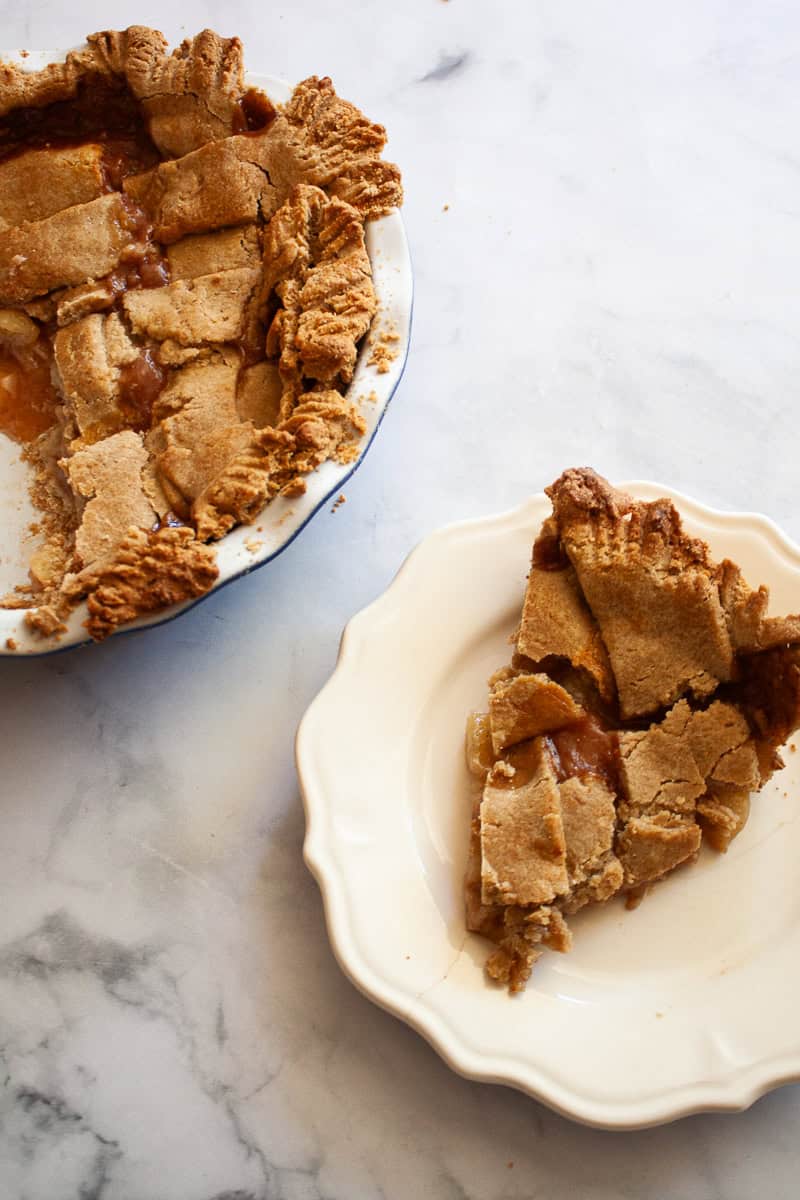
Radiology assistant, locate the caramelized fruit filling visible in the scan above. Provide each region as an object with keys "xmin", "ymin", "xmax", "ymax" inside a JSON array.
[
  {"xmin": 0, "ymin": 76, "xmax": 159, "ymax": 171},
  {"xmin": 0, "ymin": 343, "xmax": 59, "ymax": 442},
  {"xmin": 546, "ymin": 716, "xmax": 619, "ymax": 789},
  {"xmin": 118, "ymin": 350, "xmax": 167, "ymax": 428}
]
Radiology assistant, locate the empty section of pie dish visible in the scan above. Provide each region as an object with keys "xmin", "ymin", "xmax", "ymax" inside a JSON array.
[
  {"xmin": 0, "ymin": 49, "xmax": 412, "ymax": 655},
  {"xmin": 298, "ymin": 485, "xmax": 800, "ymax": 1128}
]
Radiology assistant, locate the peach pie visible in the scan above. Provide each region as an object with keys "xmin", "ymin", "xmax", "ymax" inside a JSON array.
[
  {"xmin": 0, "ymin": 27, "xmax": 402, "ymax": 638},
  {"xmin": 466, "ymin": 469, "xmax": 800, "ymax": 992}
]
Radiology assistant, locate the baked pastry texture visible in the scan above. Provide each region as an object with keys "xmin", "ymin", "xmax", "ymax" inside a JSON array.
[
  {"xmin": 466, "ymin": 469, "xmax": 800, "ymax": 993},
  {"xmin": 0, "ymin": 27, "xmax": 402, "ymax": 639}
]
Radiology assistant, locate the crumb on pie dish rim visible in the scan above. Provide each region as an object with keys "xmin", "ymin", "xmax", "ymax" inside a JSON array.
[
  {"xmin": 298, "ymin": 483, "xmax": 800, "ymax": 1129},
  {"xmin": 0, "ymin": 49, "xmax": 412, "ymax": 656}
]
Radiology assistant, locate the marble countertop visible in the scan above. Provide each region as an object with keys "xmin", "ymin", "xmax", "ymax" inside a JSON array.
[{"xmin": 2, "ymin": 1, "xmax": 800, "ymax": 1196}]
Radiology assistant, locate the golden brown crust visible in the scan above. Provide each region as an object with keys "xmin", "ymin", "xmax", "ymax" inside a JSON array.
[
  {"xmin": 278, "ymin": 390, "xmax": 367, "ymax": 475},
  {"xmin": 167, "ymin": 225, "xmax": 261, "ymax": 281},
  {"xmin": 547, "ymin": 468, "xmax": 735, "ymax": 718},
  {"xmin": 480, "ymin": 740, "xmax": 569, "ymax": 907},
  {"xmin": 85, "ymin": 525, "xmax": 218, "ymax": 640},
  {"xmin": 265, "ymin": 76, "xmax": 403, "ymax": 220},
  {"xmin": 122, "ymin": 267, "xmax": 260, "ymax": 345},
  {"xmin": 61, "ymin": 430, "xmax": 159, "ymax": 579},
  {"xmin": 488, "ymin": 672, "xmax": 585, "ymax": 754},
  {"xmin": 124, "ymin": 137, "xmax": 277, "ymax": 243},
  {"xmin": 0, "ymin": 145, "xmax": 106, "ymax": 230},
  {"xmin": 0, "ymin": 194, "xmax": 137, "ymax": 304},
  {"xmin": 262, "ymin": 184, "xmax": 376, "ymax": 411},
  {"xmin": 517, "ymin": 554, "xmax": 615, "ymax": 702},
  {"xmin": 54, "ymin": 312, "xmax": 139, "ymax": 441},
  {"xmin": 193, "ymin": 426, "xmax": 292, "ymax": 541},
  {"xmin": 123, "ymin": 29, "xmax": 252, "ymax": 158}
]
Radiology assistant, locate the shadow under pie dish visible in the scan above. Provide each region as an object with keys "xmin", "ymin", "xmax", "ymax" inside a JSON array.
[{"xmin": 0, "ymin": 28, "xmax": 409, "ymax": 652}]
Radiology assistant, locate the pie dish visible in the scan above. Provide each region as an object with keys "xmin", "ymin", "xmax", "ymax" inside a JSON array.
[
  {"xmin": 465, "ymin": 469, "xmax": 800, "ymax": 993},
  {"xmin": 299, "ymin": 483, "xmax": 800, "ymax": 1128},
  {"xmin": 0, "ymin": 31, "xmax": 410, "ymax": 654}
]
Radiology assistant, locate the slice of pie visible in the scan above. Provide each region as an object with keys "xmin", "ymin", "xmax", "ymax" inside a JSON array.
[
  {"xmin": 466, "ymin": 469, "xmax": 800, "ymax": 993},
  {"xmin": 0, "ymin": 27, "xmax": 402, "ymax": 639}
]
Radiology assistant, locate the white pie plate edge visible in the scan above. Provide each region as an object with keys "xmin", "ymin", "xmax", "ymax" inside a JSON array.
[
  {"xmin": 0, "ymin": 53, "xmax": 412, "ymax": 655},
  {"xmin": 298, "ymin": 482, "xmax": 800, "ymax": 1129}
]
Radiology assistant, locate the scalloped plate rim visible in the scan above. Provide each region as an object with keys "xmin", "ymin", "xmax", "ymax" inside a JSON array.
[{"xmin": 298, "ymin": 482, "xmax": 800, "ymax": 1129}]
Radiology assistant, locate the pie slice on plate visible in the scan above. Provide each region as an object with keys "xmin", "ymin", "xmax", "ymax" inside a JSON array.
[{"xmin": 466, "ymin": 468, "xmax": 800, "ymax": 992}]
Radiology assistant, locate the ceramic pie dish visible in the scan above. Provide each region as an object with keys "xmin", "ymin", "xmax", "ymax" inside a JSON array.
[
  {"xmin": 298, "ymin": 483, "xmax": 800, "ymax": 1129},
  {"xmin": 0, "ymin": 48, "xmax": 411, "ymax": 656}
]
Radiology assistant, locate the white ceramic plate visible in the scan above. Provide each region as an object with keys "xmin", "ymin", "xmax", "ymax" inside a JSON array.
[
  {"xmin": 299, "ymin": 483, "xmax": 800, "ymax": 1129},
  {"xmin": 0, "ymin": 53, "xmax": 411, "ymax": 655}
]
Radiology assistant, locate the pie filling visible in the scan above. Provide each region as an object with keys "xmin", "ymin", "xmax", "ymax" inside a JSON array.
[
  {"xmin": 466, "ymin": 468, "xmax": 800, "ymax": 993},
  {"xmin": 0, "ymin": 26, "xmax": 403, "ymax": 639}
]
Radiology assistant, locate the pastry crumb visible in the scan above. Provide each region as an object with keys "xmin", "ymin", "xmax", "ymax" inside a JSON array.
[
  {"xmin": 330, "ymin": 493, "xmax": 346, "ymax": 513},
  {"xmin": 244, "ymin": 537, "xmax": 263, "ymax": 554},
  {"xmin": 5, "ymin": 637, "xmax": 17, "ymax": 650},
  {"xmin": 368, "ymin": 326, "xmax": 401, "ymax": 374}
]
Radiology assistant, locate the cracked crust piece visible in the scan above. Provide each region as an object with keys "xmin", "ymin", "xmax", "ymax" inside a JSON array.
[
  {"xmin": 547, "ymin": 469, "xmax": 737, "ymax": 718},
  {"xmin": 480, "ymin": 740, "xmax": 569, "ymax": 907},
  {"xmin": 262, "ymin": 184, "xmax": 376, "ymax": 406},
  {"xmin": 517, "ymin": 551, "xmax": 615, "ymax": 702},
  {"xmin": 277, "ymin": 390, "xmax": 367, "ymax": 475},
  {"xmin": 689, "ymin": 702, "xmax": 761, "ymax": 851},
  {"xmin": 193, "ymin": 425, "xmax": 292, "ymax": 541},
  {"xmin": 559, "ymin": 777, "xmax": 623, "ymax": 912},
  {"xmin": 167, "ymin": 225, "xmax": 261, "ymax": 281},
  {"xmin": 716, "ymin": 558, "xmax": 800, "ymax": 654},
  {"xmin": 0, "ymin": 145, "xmax": 106, "ymax": 230},
  {"xmin": 616, "ymin": 696, "xmax": 768, "ymax": 883},
  {"xmin": 261, "ymin": 76, "xmax": 403, "ymax": 220},
  {"xmin": 85, "ymin": 525, "xmax": 218, "ymax": 640},
  {"xmin": 56, "ymin": 279, "xmax": 117, "ymax": 327},
  {"xmin": 191, "ymin": 387, "xmax": 367, "ymax": 540},
  {"xmin": 236, "ymin": 361, "xmax": 283, "ymax": 428},
  {"xmin": 547, "ymin": 468, "xmax": 800, "ymax": 719},
  {"xmin": 121, "ymin": 29, "xmax": 255, "ymax": 159},
  {"xmin": 54, "ymin": 312, "xmax": 139, "ymax": 442},
  {"xmin": 0, "ymin": 193, "xmax": 138, "ymax": 305},
  {"xmin": 124, "ymin": 135, "xmax": 278, "ymax": 243},
  {"xmin": 469, "ymin": 745, "xmax": 622, "ymax": 992},
  {"xmin": 488, "ymin": 672, "xmax": 585, "ymax": 755},
  {"xmin": 61, "ymin": 430, "xmax": 159, "ymax": 583},
  {"xmin": 616, "ymin": 702, "xmax": 705, "ymax": 888},
  {"xmin": 123, "ymin": 267, "xmax": 260, "ymax": 345},
  {"xmin": 150, "ymin": 353, "xmax": 251, "ymax": 517}
]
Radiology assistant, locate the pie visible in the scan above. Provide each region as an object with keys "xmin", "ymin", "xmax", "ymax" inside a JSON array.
[
  {"xmin": 465, "ymin": 469, "xmax": 800, "ymax": 993},
  {"xmin": 0, "ymin": 27, "xmax": 402, "ymax": 639}
]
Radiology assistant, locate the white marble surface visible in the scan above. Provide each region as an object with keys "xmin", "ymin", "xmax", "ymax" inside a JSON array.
[{"xmin": 2, "ymin": 1, "xmax": 800, "ymax": 1196}]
